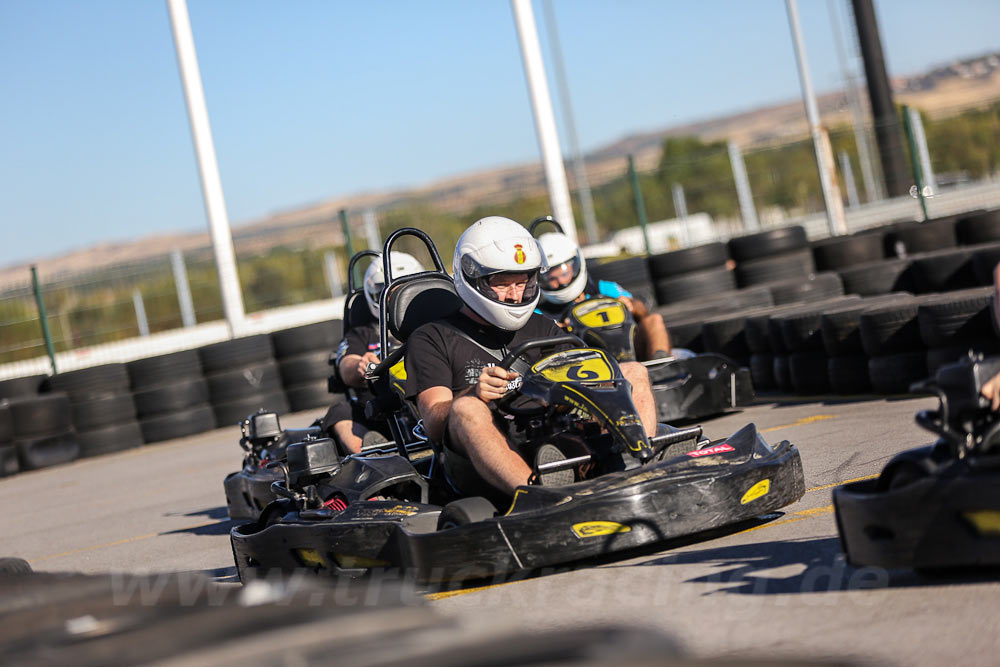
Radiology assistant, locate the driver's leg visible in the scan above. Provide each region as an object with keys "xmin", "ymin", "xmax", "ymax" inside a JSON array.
[
  {"xmin": 620, "ymin": 361, "xmax": 658, "ymax": 436},
  {"xmin": 332, "ymin": 419, "xmax": 367, "ymax": 455},
  {"xmin": 636, "ymin": 313, "xmax": 671, "ymax": 360},
  {"xmin": 448, "ymin": 394, "xmax": 532, "ymax": 495}
]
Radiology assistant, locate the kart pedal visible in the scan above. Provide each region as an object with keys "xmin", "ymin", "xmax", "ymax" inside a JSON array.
[{"xmin": 533, "ymin": 444, "xmax": 579, "ymax": 487}]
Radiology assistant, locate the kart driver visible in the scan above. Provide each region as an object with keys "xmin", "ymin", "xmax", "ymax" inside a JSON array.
[
  {"xmin": 321, "ymin": 251, "xmax": 424, "ymax": 453},
  {"xmin": 534, "ymin": 230, "xmax": 675, "ymax": 361},
  {"xmin": 405, "ymin": 216, "xmax": 658, "ymax": 498},
  {"xmin": 981, "ymin": 262, "xmax": 1000, "ymax": 410}
]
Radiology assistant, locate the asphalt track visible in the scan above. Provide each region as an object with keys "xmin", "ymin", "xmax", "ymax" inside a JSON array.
[{"xmin": 3, "ymin": 393, "xmax": 999, "ymax": 666}]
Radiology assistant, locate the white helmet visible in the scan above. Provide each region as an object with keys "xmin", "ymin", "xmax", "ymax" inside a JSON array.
[
  {"xmin": 364, "ymin": 251, "xmax": 424, "ymax": 318},
  {"xmin": 537, "ymin": 231, "xmax": 588, "ymax": 305},
  {"xmin": 453, "ymin": 216, "xmax": 542, "ymax": 330}
]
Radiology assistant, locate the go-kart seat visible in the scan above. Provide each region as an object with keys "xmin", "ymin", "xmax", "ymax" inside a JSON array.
[
  {"xmin": 384, "ymin": 273, "xmax": 462, "ymax": 344},
  {"xmin": 343, "ymin": 289, "xmax": 375, "ymax": 333}
]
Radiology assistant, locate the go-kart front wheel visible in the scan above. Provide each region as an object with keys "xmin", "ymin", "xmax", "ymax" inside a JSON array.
[{"xmin": 437, "ymin": 497, "xmax": 497, "ymax": 530}]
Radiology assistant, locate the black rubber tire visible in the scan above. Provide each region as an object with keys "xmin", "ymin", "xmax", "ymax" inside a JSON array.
[
  {"xmin": 956, "ymin": 209, "xmax": 1000, "ymax": 245},
  {"xmin": 285, "ymin": 381, "xmax": 336, "ymax": 412},
  {"xmin": 15, "ymin": 432, "xmax": 80, "ymax": 470},
  {"xmin": 970, "ymin": 242, "xmax": 1000, "ymax": 285},
  {"xmin": 212, "ymin": 390, "xmax": 290, "ymax": 428},
  {"xmin": 278, "ymin": 350, "xmax": 333, "ymax": 386},
  {"xmin": 76, "ymin": 420, "xmax": 145, "ymax": 457},
  {"xmin": 621, "ymin": 282, "xmax": 656, "ymax": 310},
  {"xmin": 700, "ymin": 313, "xmax": 753, "ymax": 360},
  {"xmin": 587, "ymin": 256, "xmax": 650, "ymax": 285},
  {"xmin": 7, "ymin": 394, "xmax": 72, "ymax": 439},
  {"xmin": 69, "ymin": 393, "xmax": 137, "ymax": 431},
  {"xmin": 749, "ymin": 353, "xmax": 776, "ymax": 390},
  {"xmin": 661, "ymin": 319, "xmax": 704, "ymax": 352},
  {"xmin": 859, "ymin": 297, "xmax": 924, "ymax": 355},
  {"xmin": 0, "ymin": 374, "xmax": 46, "ymax": 400},
  {"xmin": 0, "ymin": 404, "xmax": 12, "ymax": 443},
  {"xmin": 765, "ymin": 272, "xmax": 844, "ymax": 305},
  {"xmin": 736, "ymin": 250, "xmax": 815, "ymax": 287},
  {"xmin": 828, "ymin": 355, "xmax": 872, "ymax": 394},
  {"xmin": 909, "ymin": 249, "xmax": 977, "ymax": 294},
  {"xmin": 133, "ymin": 377, "xmax": 211, "ymax": 417},
  {"xmin": 0, "ymin": 557, "xmax": 32, "ymax": 574},
  {"xmin": 789, "ymin": 352, "xmax": 831, "ymax": 395},
  {"xmin": 41, "ymin": 364, "xmax": 129, "ymax": 401},
  {"xmin": 139, "ymin": 404, "xmax": 216, "ymax": 443},
  {"xmin": 926, "ymin": 341, "xmax": 1000, "ymax": 376},
  {"xmin": 198, "ymin": 335, "xmax": 275, "ymax": 375},
  {"xmin": 837, "ymin": 259, "xmax": 915, "ymax": 296},
  {"xmin": 654, "ymin": 268, "xmax": 736, "ymax": 305},
  {"xmin": 777, "ymin": 299, "xmax": 860, "ymax": 353},
  {"xmin": 819, "ymin": 294, "xmax": 913, "ymax": 355},
  {"xmin": 126, "ymin": 350, "xmax": 203, "ymax": 390},
  {"xmin": 206, "ymin": 361, "xmax": 282, "ymax": 402},
  {"xmin": 728, "ymin": 225, "xmax": 808, "ymax": 262},
  {"xmin": 654, "ymin": 286, "xmax": 773, "ymax": 321},
  {"xmin": 773, "ymin": 354, "xmax": 792, "ymax": 392},
  {"xmin": 869, "ymin": 352, "xmax": 929, "ymax": 394},
  {"xmin": 647, "ymin": 242, "xmax": 729, "ymax": 279},
  {"xmin": 436, "ymin": 497, "xmax": 497, "ymax": 530},
  {"xmin": 0, "ymin": 444, "xmax": 19, "ymax": 477},
  {"xmin": 886, "ymin": 219, "xmax": 957, "ymax": 255},
  {"xmin": 917, "ymin": 287, "xmax": 994, "ymax": 347},
  {"xmin": 811, "ymin": 233, "xmax": 885, "ymax": 270},
  {"xmin": 270, "ymin": 320, "xmax": 343, "ymax": 359}
]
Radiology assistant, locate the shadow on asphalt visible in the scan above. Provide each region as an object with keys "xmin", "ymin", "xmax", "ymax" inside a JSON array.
[
  {"xmin": 168, "ymin": 506, "xmax": 230, "ymax": 520},
  {"xmin": 161, "ymin": 518, "xmax": 237, "ymax": 537}
]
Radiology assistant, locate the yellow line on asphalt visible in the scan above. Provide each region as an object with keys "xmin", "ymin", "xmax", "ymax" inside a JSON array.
[
  {"xmin": 807, "ymin": 474, "xmax": 878, "ymax": 493},
  {"xmin": 734, "ymin": 504, "xmax": 834, "ymax": 536},
  {"xmin": 29, "ymin": 519, "xmax": 220, "ymax": 564},
  {"xmin": 761, "ymin": 414, "xmax": 836, "ymax": 433},
  {"xmin": 426, "ymin": 581, "xmax": 518, "ymax": 601}
]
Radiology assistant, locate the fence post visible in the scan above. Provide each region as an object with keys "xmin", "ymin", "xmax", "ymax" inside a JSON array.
[
  {"xmin": 30, "ymin": 266, "xmax": 57, "ymax": 374},
  {"xmin": 626, "ymin": 155, "xmax": 651, "ymax": 255},
  {"xmin": 363, "ymin": 209, "xmax": 381, "ymax": 251},
  {"xmin": 908, "ymin": 106, "xmax": 937, "ymax": 196},
  {"xmin": 728, "ymin": 141, "xmax": 760, "ymax": 232},
  {"xmin": 133, "ymin": 289, "xmax": 150, "ymax": 336},
  {"xmin": 324, "ymin": 251, "xmax": 344, "ymax": 298},
  {"xmin": 902, "ymin": 105, "xmax": 929, "ymax": 221},
  {"xmin": 171, "ymin": 249, "xmax": 197, "ymax": 328},
  {"xmin": 339, "ymin": 209, "xmax": 355, "ymax": 258},
  {"xmin": 839, "ymin": 151, "xmax": 861, "ymax": 209}
]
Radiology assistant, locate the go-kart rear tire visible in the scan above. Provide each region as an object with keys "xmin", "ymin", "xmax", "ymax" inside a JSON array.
[
  {"xmin": 436, "ymin": 497, "xmax": 497, "ymax": 530},
  {"xmin": 0, "ymin": 557, "xmax": 32, "ymax": 575}
]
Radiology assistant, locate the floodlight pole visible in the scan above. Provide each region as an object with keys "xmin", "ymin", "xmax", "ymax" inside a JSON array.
[
  {"xmin": 510, "ymin": 0, "xmax": 578, "ymax": 243},
  {"xmin": 167, "ymin": 0, "xmax": 246, "ymax": 335}
]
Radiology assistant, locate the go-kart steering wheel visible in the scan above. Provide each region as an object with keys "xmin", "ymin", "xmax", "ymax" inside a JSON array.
[{"xmin": 494, "ymin": 335, "xmax": 583, "ymax": 416}]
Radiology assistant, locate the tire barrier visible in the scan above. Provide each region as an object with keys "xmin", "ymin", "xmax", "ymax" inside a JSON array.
[
  {"xmin": 811, "ymin": 231, "xmax": 886, "ymax": 271},
  {"xmin": 885, "ymin": 217, "xmax": 958, "ymax": 256},
  {"xmin": 956, "ymin": 209, "xmax": 1000, "ymax": 244},
  {"xmin": 6, "ymin": 393, "xmax": 79, "ymax": 470},
  {"xmin": 198, "ymin": 336, "xmax": 290, "ymax": 428},
  {"xmin": 128, "ymin": 352, "xmax": 215, "ymax": 444},
  {"xmin": 269, "ymin": 320, "xmax": 343, "ymax": 413},
  {"xmin": 0, "ymin": 374, "xmax": 45, "ymax": 400}
]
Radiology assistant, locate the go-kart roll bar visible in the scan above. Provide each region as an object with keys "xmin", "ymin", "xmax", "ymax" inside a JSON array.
[
  {"xmin": 499, "ymin": 335, "xmax": 585, "ymax": 370},
  {"xmin": 347, "ymin": 249, "xmax": 381, "ymax": 295},
  {"xmin": 528, "ymin": 215, "xmax": 565, "ymax": 237}
]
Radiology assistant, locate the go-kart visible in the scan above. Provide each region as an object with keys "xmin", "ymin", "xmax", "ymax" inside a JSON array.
[
  {"xmin": 529, "ymin": 216, "xmax": 754, "ymax": 423},
  {"xmin": 224, "ymin": 249, "xmax": 390, "ymax": 520},
  {"xmin": 834, "ymin": 352, "xmax": 1000, "ymax": 570},
  {"xmin": 230, "ymin": 228, "xmax": 806, "ymax": 584}
]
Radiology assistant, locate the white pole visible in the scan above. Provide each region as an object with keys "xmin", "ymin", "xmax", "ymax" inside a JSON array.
[
  {"xmin": 510, "ymin": 0, "xmax": 578, "ymax": 242},
  {"xmin": 166, "ymin": 0, "xmax": 246, "ymax": 335},
  {"xmin": 786, "ymin": 0, "xmax": 848, "ymax": 236},
  {"xmin": 541, "ymin": 0, "xmax": 598, "ymax": 244},
  {"xmin": 170, "ymin": 249, "xmax": 197, "ymax": 327},
  {"xmin": 323, "ymin": 251, "xmax": 343, "ymax": 298},
  {"xmin": 909, "ymin": 107, "xmax": 937, "ymax": 196},
  {"xmin": 363, "ymin": 209, "xmax": 381, "ymax": 250},
  {"xmin": 133, "ymin": 289, "xmax": 150, "ymax": 337},
  {"xmin": 839, "ymin": 150, "xmax": 861, "ymax": 208},
  {"xmin": 728, "ymin": 141, "xmax": 760, "ymax": 232}
]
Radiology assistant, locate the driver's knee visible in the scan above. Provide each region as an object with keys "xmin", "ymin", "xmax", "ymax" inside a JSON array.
[
  {"xmin": 621, "ymin": 361, "xmax": 651, "ymax": 391},
  {"xmin": 643, "ymin": 312, "xmax": 666, "ymax": 334}
]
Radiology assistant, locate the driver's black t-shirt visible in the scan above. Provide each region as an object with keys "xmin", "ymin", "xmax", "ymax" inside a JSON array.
[
  {"xmin": 405, "ymin": 311, "xmax": 565, "ymax": 398},
  {"xmin": 334, "ymin": 320, "xmax": 397, "ymax": 404}
]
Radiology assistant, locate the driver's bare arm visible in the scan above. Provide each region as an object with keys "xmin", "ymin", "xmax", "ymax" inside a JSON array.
[
  {"xmin": 476, "ymin": 366, "xmax": 519, "ymax": 402},
  {"xmin": 982, "ymin": 371, "xmax": 1000, "ymax": 411},
  {"xmin": 416, "ymin": 386, "xmax": 455, "ymax": 442},
  {"xmin": 338, "ymin": 351, "xmax": 380, "ymax": 388},
  {"xmin": 618, "ymin": 295, "xmax": 649, "ymax": 319}
]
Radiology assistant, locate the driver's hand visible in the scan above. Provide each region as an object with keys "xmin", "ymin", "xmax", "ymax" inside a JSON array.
[
  {"xmin": 357, "ymin": 351, "xmax": 381, "ymax": 378},
  {"xmin": 981, "ymin": 371, "xmax": 1000, "ymax": 411},
  {"xmin": 476, "ymin": 365, "xmax": 519, "ymax": 403},
  {"xmin": 617, "ymin": 296, "xmax": 635, "ymax": 313}
]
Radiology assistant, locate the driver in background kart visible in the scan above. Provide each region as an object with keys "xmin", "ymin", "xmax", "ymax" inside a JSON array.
[
  {"xmin": 534, "ymin": 230, "xmax": 677, "ymax": 361},
  {"xmin": 320, "ymin": 252, "xmax": 424, "ymax": 453},
  {"xmin": 981, "ymin": 261, "xmax": 1000, "ymax": 410},
  {"xmin": 405, "ymin": 216, "xmax": 658, "ymax": 499}
]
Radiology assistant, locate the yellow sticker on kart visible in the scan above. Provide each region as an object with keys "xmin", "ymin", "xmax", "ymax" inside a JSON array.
[
  {"xmin": 391, "ymin": 359, "xmax": 407, "ymax": 380},
  {"xmin": 740, "ymin": 479, "xmax": 771, "ymax": 504},
  {"xmin": 572, "ymin": 298, "xmax": 627, "ymax": 328},
  {"xmin": 533, "ymin": 349, "xmax": 614, "ymax": 383},
  {"xmin": 572, "ymin": 521, "xmax": 632, "ymax": 539}
]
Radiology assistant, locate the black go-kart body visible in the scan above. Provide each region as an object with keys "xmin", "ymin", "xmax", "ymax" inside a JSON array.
[
  {"xmin": 834, "ymin": 353, "xmax": 1000, "ymax": 570},
  {"xmin": 562, "ymin": 296, "xmax": 754, "ymax": 423},
  {"xmin": 231, "ymin": 227, "xmax": 805, "ymax": 585}
]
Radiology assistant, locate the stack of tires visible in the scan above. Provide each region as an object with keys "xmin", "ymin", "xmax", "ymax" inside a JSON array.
[
  {"xmin": 199, "ymin": 336, "xmax": 288, "ymax": 428},
  {"xmin": 730, "ymin": 226, "xmax": 815, "ymax": 288},
  {"xmin": 586, "ymin": 256, "xmax": 655, "ymax": 308},
  {"xmin": 43, "ymin": 364, "xmax": 142, "ymax": 458},
  {"xmin": 128, "ymin": 351, "xmax": 215, "ymax": 443},
  {"xmin": 645, "ymin": 242, "xmax": 734, "ymax": 306},
  {"xmin": 0, "ymin": 375, "xmax": 50, "ymax": 475},
  {"xmin": 5, "ymin": 392, "xmax": 79, "ymax": 471},
  {"xmin": 270, "ymin": 320, "xmax": 344, "ymax": 413}
]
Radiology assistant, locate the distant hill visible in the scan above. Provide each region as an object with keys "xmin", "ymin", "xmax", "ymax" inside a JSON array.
[{"xmin": 5, "ymin": 51, "xmax": 1000, "ymax": 286}]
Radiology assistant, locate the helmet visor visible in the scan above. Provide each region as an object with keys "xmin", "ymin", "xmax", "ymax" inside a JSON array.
[
  {"xmin": 461, "ymin": 259, "xmax": 539, "ymax": 306},
  {"xmin": 366, "ymin": 280, "xmax": 385, "ymax": 305},
  {"xmin": 539, "ymin": 255, "xmax": 582, "ymax": 290}
]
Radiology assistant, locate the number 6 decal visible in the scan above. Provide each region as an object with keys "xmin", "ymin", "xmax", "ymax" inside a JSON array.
[{"xmin": 567, "ymin": 364, "xmax": 599, "ymax": 380}]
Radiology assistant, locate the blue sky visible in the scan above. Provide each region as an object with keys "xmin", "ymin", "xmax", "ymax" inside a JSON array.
[{"xmin": 1, "ymin": 0, "xmax": 998, "ymax": 269}]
